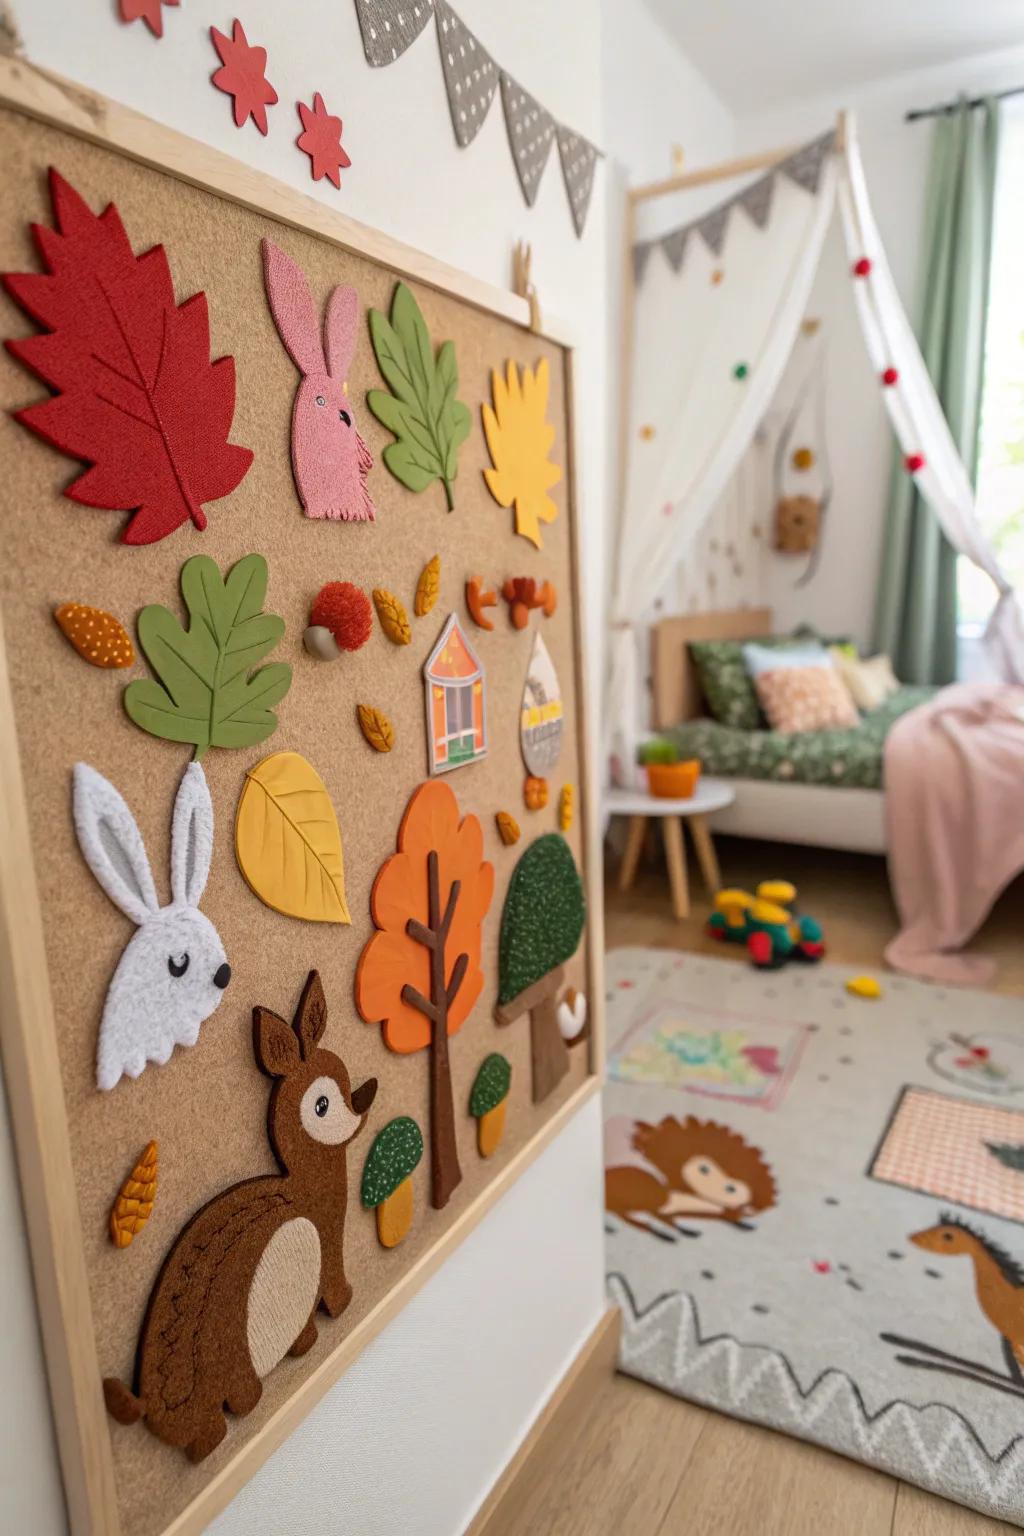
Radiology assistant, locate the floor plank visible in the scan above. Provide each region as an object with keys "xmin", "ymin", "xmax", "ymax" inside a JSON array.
[
  {"xmin": 483, "ymin": 1373, "xmax": 707, "ymax": 1536},
  {"xmin": 892, "ymin": 1482, "xmax": 1018, "ymax": 1535},
  {"xmin": 655, "ymin": 1407, "xmax": 897, "ymax": 1536}
]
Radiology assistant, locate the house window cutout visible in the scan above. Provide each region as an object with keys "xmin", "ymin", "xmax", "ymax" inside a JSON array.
[{"xmin": 424, "ymin": 613, "xmax": 487, "ymax": 774}]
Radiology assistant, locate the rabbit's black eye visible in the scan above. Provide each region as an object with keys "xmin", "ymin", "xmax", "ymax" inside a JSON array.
[
  {"xmin": 315, "ymin": 395, "xmax": 326, "ymax": 407},
  {"xmin": 168, "ymin": 953, "xmax": 190, "ymax": 979},
  {"xmin": 339, "ymin": 409, "xmax": 352, "ymax": 427},
  {"xmin": 315, "ymin": 1095, "xmax": 329, "ymax": 1118}
]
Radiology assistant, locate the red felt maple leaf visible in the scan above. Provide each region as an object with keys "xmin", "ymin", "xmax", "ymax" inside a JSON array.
[
  {"xmin": 2, "ymin": 168, "xmax": 254, "ymax": 546},
  {"xmin": 296, "ymin": 93, "xmax": 352, "ymax": 189},
  {"xmin": 210, "ymin": 19, "xmax": 278, "ymax": 135},
  {"xmin": 118, "ymin": 0, "xmax": 180, "ymax": 37}
]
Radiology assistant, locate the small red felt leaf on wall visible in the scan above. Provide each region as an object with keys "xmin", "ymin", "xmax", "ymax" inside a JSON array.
[
  {"xmin": 118, "ymin": 0, "xmax": 180, "ymax": 37},
  {"xmin": 210, "ymin": 19, "xmax": 279, "ymax": 136},
  {"xmin": 2, "ymin": 169, "xmax": 254, "ymax": 545},
  {"xmin": 297, "ymin": 93, "xmax": 352, "ymax": 189}
]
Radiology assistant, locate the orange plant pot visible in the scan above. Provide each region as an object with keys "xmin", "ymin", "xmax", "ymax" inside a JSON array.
[{"xmin": 647, "ymin": 760, "xmax": 701, "ymax": 799}]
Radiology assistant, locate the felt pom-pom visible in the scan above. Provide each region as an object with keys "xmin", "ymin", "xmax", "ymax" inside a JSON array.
[
  {"xmin": 882, "ymin": 367, "xmax": 899, "ymax": 387},
  {"xmin": 853, "ymin": 257, "xmax": 872, "ymax": 277},
  {"xmin": 311, "ymin": 582, "xmax": 372, "ymax": 652},
  {"xmin": 791, "ymin": 447, "xmax": 815, "ymax": 472},
  {"xmin": 904, "ymin": 452, "xmax": 925, "ymax": 474},
  {"xmin": 732, "ymin": 362, "xmax": 749, "ymax": 381}
]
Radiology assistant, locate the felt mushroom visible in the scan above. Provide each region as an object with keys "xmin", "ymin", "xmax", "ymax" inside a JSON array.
[
  {"xmin": 495, "ymin": 834, "xmax": 586, "ymax": 1103},
  {"xmin": 360, "ymin": 1116, "xmax": 424, "ymax": 1248},
  {"xmin": 470, "ymin": 1054, "xmax": 511, "ymax": 1157}
]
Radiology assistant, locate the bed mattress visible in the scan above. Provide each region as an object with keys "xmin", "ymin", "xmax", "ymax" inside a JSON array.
[{"xmin": 664, "ymin": 686, "xmax": 936, "ymax": 790}]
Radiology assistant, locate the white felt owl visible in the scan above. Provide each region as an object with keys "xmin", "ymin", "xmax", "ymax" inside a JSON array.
[{"xmin": 73, "ymin": 761, "xmax": 231, "ymax": 1090}]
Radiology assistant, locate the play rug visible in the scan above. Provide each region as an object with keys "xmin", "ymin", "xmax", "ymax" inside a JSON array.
[{"xmin": 603, "ymin": 947, "xmax": 1024, "ymax": 1526}]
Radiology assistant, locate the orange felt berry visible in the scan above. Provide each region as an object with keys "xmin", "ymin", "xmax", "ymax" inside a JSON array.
[
  {"xmin": 311, "ymin": 582, "xmax": 372, "ymax": 651},
  {"xmin": 54, "ymin": 603, "xmax": 135, "ymax": 669},
  {"xmin": 524, "ymin": 775, "xmax": 548, "ymax": 811}
]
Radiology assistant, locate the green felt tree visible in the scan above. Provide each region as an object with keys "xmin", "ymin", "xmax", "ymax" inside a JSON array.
[
  {"xmin": 366, "ymin": 282, "xmax": 471, "ymax": 512},
  {"xmin": 495, "ymin": 834, "xmax": 585, "ymax": 1103},
  {"xmin": 985, "ymin": 1141, "xmax": 1024, "ymax": 1173},
  {"xmin": 124, "ymin": 553, "xmax": 291, "ymax": 759}
]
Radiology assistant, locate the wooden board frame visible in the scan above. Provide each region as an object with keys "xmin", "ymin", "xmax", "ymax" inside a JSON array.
[{"xmin": 0, "ymin": 56, "xmax": 605, "ymax": 1536}]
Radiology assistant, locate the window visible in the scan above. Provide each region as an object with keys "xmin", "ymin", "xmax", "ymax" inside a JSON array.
[{"xmin": 959, "ymin": 99, "xmax": 1024, "ymax": 650}]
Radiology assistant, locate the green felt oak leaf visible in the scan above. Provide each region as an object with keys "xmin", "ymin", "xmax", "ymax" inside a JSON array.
[
  {"xmin": 367, "ymin": 282, "xmax": 471, "ymax": 512},
  {"xmin": 124, "ymin": 553, "xmax": 292, "ymax": 760}
]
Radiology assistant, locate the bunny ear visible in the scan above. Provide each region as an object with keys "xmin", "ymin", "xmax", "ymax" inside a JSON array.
[
  {"xmin": 170, "ymin": 762, "xmax": 214, "ymax": 908},
  {"xmin": 262, "ymin": 238, "xmax": 326, "ymax": 377},
  {"xmin": 73, "ymin": 763, "xmax": 159, "ymax": 926},
  {"xmin": 324, "ymin": 285, "xmax": 359, "ymax": 382}
]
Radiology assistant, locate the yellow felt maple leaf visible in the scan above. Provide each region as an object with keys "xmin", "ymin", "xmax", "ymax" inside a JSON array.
[{"xmin": 482, "ymin": 358, "xmax": 562, "ymax": 548}]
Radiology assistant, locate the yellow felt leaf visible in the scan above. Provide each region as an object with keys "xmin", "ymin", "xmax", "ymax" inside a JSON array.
[
  {"xmin": 373, "ymin": 588, "xmax": 411, "ymax": 645},
  {"xmin": 481, "ymin": 357, "xmax": 562, "ymax": 548},
  {"xmin": 414, "ymin": 555, "xmax": 441, "ymax": 617},
  {"xmin": 357, "ymin": 704, "xmax": 395, "ymax": 753},
  {"xmin": 235, "ymin": 751, "xmax": 350, "ymax": 924}
]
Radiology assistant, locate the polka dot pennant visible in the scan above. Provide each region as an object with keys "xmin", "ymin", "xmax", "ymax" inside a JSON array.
[
  {"xmin": 695, "ymin": 204, "xmax": 730, "ymax": 257},
  {"xmin": 500, "ymin": 72, "xmax": 556, "ymax": 208},
  {"xmin": 662, "ymin": 228, "xmax": 690, "ymax": 273},
  {"xmin": 557, "ymin": 127, "xmax": 600, "ymax": 239},
  {"xmin": 354, "ymin": 0, "xmax": 434, "ymax": 68},
  {"xmin": 737, "ymin": 173, "xmax": 775, "ymax": 229},
  {"xmin": 435, "ymin": 0, "xmax": 498, "ymax": 147}
]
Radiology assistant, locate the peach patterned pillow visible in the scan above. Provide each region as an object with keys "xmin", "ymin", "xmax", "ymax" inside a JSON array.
[{"xmin": 754, "ymin": 665, "xmax": 859, "ymax": 733}]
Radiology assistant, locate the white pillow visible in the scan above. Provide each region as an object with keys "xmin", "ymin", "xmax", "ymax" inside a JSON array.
[
  {"xmin": 742, "ymin": 641, "xmax": 831, "ymax": 677},
  {"xmin": 829, "ymin": 648, "xmax": 899, "ymax": 710}
]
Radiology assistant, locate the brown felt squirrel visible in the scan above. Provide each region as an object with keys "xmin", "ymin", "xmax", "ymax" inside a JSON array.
[{"xmin": 103, "ymin": 970, "xmax": 377, "ymax": 1462}]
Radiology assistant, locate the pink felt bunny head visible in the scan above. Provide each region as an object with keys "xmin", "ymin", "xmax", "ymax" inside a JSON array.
[{"xmin": 262, "ymin": 239, "xmax": 376, "ymax": 522}]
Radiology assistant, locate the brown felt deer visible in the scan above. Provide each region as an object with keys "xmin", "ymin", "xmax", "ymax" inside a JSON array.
[{"xmin": 103, "ymin": 970, "xmax": 377, "ymax": 1462}]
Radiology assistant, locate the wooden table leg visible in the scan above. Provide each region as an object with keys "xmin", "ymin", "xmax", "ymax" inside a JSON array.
[
  {"xmin": 619, "ymin": 815, "xmax": 647, "ymax": 892},
  {"xmin": 662, "ymin": 816, "xmax": 690, "ymax": 920},
  {"xmin": 689, "ymin": 814, "xmax": 721, "ymax": 895}
]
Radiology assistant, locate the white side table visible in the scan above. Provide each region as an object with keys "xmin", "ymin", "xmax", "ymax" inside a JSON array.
[{"xmin": 605, "ymin": 778, "xmax": 736, "ymax": 921}]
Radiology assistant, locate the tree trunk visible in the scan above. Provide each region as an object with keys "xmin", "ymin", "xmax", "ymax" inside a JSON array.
[
  {"xmin": 530, "ymin": 991, "xmax": 570, "ymax": 1103},
  {"xmin": 429, "ymin": 1014, "xmax": 461, "ymax": 1209}
]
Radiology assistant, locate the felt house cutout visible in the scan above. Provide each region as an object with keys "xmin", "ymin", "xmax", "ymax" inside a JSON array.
[{"xmin": 424, "ymin": 614, "xmax": 487, "ymax": 774}]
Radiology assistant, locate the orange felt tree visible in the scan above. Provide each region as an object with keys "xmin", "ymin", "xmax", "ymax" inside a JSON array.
[{"xmin": 356, "ymin": 781, "xmax": 494, "ymax": 1209}]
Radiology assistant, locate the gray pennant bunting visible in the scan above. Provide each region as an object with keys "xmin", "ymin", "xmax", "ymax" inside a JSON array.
[
  {"xmin": 500, "ymin": 72, "xmax": 556, "ymax": 208},
  {"xmin": 557, "ymin": 127, "xmax": 599, "ymax": 237},
  {"xmin": 661, "ymin": 227, "xmax": 690, "ymax": 273},
  {"xmin": 435, "ymin": 2, "xmax": 498, "ymax": 147},
  {"xmin": 737, "ymin": 173, "xmax": 775, "ymax": 229},
  {"xmin": 695, "ymin": 204, "xmax": 730, "ymax": 257},
  {"xmin": 779, "ymin": 131, "xmax": 835, "ymax": 195},
  {"xmin": 354, "ymin": 0, "xmax": 434, "ymax": 67},
  {"xmin": 633, "ymin": 242, "xmax": 654, "ymax": 284}
]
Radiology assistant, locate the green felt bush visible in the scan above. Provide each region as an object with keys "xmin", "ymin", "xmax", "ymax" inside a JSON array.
[
  {"xmin": 361, "ymin": 1116, "xmax": 424, "ymax": 1208},
  {"xmin": 498, "ymin": 834, "xmax": 585, "ymax": 1007},
  {"xmin": 470, "ymin": 1054, "xmax": 511, "ymax": 1118}
]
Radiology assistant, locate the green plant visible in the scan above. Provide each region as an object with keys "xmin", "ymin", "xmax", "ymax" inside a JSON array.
[{"xmin": 638, "ymin": 737, "xmax": 680, "ymax": 766}]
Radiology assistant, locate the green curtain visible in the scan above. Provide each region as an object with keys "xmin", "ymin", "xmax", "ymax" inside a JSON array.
[{"xmin": 873, "ymin": 98, "xmax": 1000, "ymax": 683}]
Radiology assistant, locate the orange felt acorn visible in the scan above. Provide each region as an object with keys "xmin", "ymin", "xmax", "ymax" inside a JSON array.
[{"xmin": 55, "ymin": 603, "xmax": 135, "ymax": 668}]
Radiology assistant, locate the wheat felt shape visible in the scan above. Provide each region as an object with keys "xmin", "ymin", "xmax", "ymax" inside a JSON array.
[
  {"xmin": 262, "ymin": 239, "xmax": 376, "ymax": 522},
  {"xmin": 72, "ymin": 760, "xmax": 231, "ymax": 1090},
  {"xmin": 102, "ymin": 971, "xmax": 377, "ymax": 1462}
]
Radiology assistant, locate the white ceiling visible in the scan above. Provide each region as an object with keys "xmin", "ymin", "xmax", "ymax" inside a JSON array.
[{"xmin": 643, "ymin": 0, "xmax": 1024, "ymax": 114}]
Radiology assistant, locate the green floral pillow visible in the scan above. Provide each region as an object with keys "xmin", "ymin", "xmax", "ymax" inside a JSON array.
[{"xmin": 689, "ymin": 630, "xmax": 852, "ymax": 729}]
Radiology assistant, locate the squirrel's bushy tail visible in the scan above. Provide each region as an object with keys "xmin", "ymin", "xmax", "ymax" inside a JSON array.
[{"xmin": 103, "ymin": 1376, "xmax": 144, "ymax": 1425}]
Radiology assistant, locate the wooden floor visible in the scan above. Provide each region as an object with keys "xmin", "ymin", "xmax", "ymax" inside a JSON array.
[{"xmin": 489, "ymin": 834, "xmax": 1024, "ymax": 1536}]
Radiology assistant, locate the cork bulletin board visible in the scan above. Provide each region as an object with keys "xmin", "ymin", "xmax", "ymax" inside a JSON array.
[{"xmin": 0, "ymin": 60, "xmax": 602, "ymax": 1536}]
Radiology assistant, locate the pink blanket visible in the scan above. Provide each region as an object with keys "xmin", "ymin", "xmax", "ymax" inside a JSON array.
[{"xmin": 884, "ymin": 683, "xmax": 1024, "ymax": 985}]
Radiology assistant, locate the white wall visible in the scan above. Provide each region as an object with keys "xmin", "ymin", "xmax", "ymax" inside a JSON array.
[
  {"xmin": 735, "ymin": 43, "xmax": 1024, "ymax": 646},
  {"xmin": 0, "ymin": 2, "xmax": 610, "ymax": 1532}
]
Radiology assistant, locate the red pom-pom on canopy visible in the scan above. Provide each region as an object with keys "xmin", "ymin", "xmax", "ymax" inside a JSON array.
[
  {"xmin": 882, "ymin": 367, "xmax": 899, "ymax": 386},
  {"xmin": 852, "ymin": 257, "xmax": 872, "ymax": 277},
  {"xmin": 311, "ymin": 581, "xmax": 372, "ymax": 650},
  {"xmin": 904, "ymin": 452, "xmax": 925, "ymax": 474}
]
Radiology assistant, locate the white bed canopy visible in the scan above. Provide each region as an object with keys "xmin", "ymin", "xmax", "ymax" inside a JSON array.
[{"xmin": 607, "ymin": 114, "xmax": 1024, "ymax": 786}]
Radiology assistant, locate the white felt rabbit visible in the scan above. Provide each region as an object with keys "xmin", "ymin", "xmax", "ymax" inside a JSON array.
[{"xmin": 73, "ymin": 761, "xmax": 231, "ymax": 1091}]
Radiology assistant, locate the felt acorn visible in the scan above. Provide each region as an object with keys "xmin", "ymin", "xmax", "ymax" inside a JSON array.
[
  {"xmin": 304, "ymin": 581, "xmax": 372, "ymax": 659},
  {"xmin": 361, "ymin": 1117, "xmax": 423, "ymax": 1248},
  {"xmin": 470, "ymin": 1055, "xmax": 511, "ymax": 1158},
  {"xmin": 55, "ymin": 603, "xmax": 135, "ymax": 669}
]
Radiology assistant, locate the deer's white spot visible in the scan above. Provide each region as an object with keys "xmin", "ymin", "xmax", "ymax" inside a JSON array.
[
  {"xmin": 247, "ymin": 1218, "xmax": 321, "ymax": 1378},
  {"xmin": 300, "ymin": 1076, "xmax": 360, "ymax": 1145}
]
